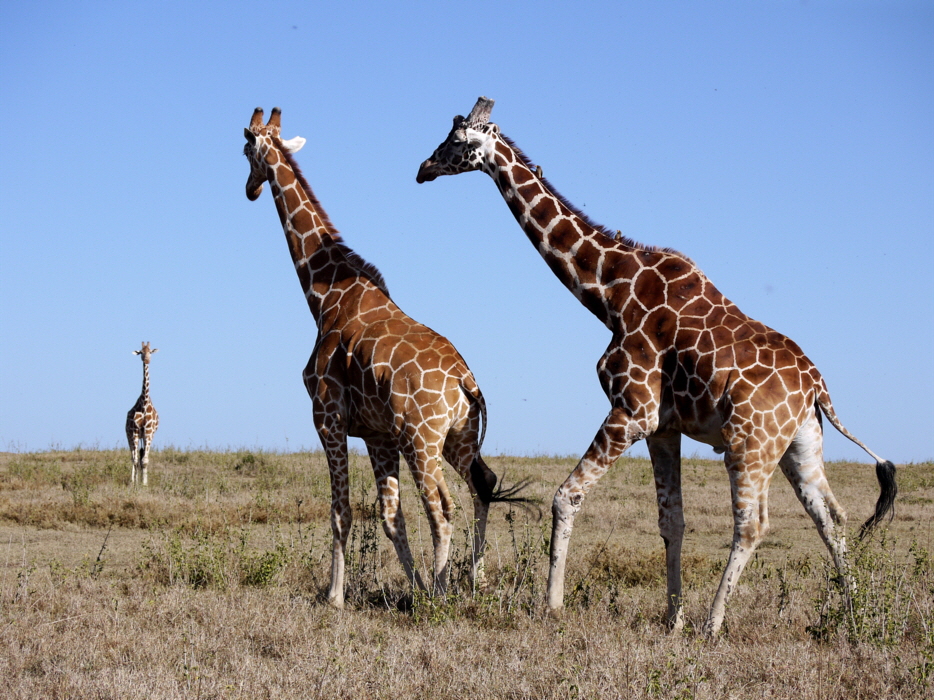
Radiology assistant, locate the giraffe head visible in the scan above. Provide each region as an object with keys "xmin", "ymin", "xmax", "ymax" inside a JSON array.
[
  {"xmin": 416, "ymin": 97, "xmax": 498, "ymax": 183},
  {"xmin": 243, "ymin": 107, "xmax": 307, "ymax": 201},
  {"xmin": 133, "ymin": 341, "xmax": 158, "ymax": 363}
]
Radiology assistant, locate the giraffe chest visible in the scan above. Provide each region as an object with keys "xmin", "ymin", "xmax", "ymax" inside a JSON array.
[{"xmin": 127, "ymin": 402, "xmax": 159, "ymax": 443}]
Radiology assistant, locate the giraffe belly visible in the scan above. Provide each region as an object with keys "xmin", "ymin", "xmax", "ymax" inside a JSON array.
[
  {"xmin": 344, "ymin": 384, "xmax": 399, "ymax": 439},
  {"xmin": 347, "ymin": 423, "xmax": 387, "ymax": 440},
  {"xmin": 683, "ymin": 426, "xmax": 728, "ymax": 451},
  {"xmin": 657, "ymin": 395, "xmax": 728, "ymax": 451}
]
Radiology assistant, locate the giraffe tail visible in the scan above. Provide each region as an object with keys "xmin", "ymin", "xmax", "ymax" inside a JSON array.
[
  {"xmin": 814, "ymin": 389, "xmax": 897, "ymax": 538},
  {"xmin": 470, "ymin": 456, "xmax": 539, "ymax": 517},
  {"xmin": 458, "ymin": 376, "xmax": 488, "ymax": 449},
  {"xmin": 460, "ymin": 381, "xmax": 539, "ymax": 515}
]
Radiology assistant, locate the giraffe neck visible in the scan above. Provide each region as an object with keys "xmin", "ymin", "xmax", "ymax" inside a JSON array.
[
  {"xmin": 482, "ymin": 135, "xmax": 622, "ymax": 327},
  {"xmin": 265, "ymin": 149, "xmax": 337, "ymax": 323},
  {"xmin": 140, "ymin": 361, "xmax": 151, "ymax": 404}
]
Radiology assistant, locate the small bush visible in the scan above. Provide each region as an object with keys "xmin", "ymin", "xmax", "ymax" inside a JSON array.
[{"xmin": 809, "ymin": 533, "xmax": 932, "ymax": 647}]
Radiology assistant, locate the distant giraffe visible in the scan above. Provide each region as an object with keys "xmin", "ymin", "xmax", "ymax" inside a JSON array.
[
  {"xmin": 243, "ymin": 107, "xmax": 524, "ymax": 608},
  {"xmin": 126, "ymin": 341, "xmax": 159, "ymax": 486},
  {"xmin": 417, "ymin": 97, "xmax": 896, "ymax": 635}
]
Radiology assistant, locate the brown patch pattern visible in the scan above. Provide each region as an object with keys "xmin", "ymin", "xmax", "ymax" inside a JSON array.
[
  {"xmin": 245, "ymin": 108, "xmax": 501, "ymax": 608},
  {"xmin": 416, "ymin": 97, "xmax": 894, "ymax": 636}
]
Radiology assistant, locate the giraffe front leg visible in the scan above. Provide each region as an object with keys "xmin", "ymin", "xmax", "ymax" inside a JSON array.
[
  {"xmin": 319, "ymin": 430, "xmax": 351, "ymax": 610},
  {"xmin": 308, "ymin": 362, "xmax": 355, "ymax": 609},
  {"xmin": 647, "ymin": 432, "xmax": 685, "ymax": 633},
  {"xmin": 141, "ymin": 434, "xmax": 151, "ymax": 487},
  {"xmin": 127, "ymin": 426, "xmax": 139, "ymax": 485},
  {"xmin": 547, "ymin": 406, "xmax": 636, "ymax": 613}
]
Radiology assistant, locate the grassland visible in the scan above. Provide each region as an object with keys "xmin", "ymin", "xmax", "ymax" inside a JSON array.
[{"xmin": 0, "ymin": 448, "xmax": 931, "ymax": 699}]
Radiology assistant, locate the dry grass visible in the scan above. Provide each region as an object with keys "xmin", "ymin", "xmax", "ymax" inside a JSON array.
[{"xmin": 1, "ymin": 448, "xmax": 932, "ymax": 699}]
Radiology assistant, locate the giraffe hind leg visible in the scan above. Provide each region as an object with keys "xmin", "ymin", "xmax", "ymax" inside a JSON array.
[
  {"xmin": 402, "ymin": 441, "xmax": 455, "ymax": 597},
  {"xmin": 704, "ymin": 441, "xmax": 782, "ymax": 636},
  {"xmin": 366, "ymin": 437, "xmax": 427, "ymax": 594},
  {"xmin": 780, "ymin": 411, "xmax": 850, "ymax": 585},
  {"xmin": 443, "ymin": 431, "xmax": 492, "ymax": 589}
]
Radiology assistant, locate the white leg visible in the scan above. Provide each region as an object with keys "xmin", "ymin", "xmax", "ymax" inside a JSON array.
[
  {"xmin": 779, "ymin": 411, "xmax": 850, "ymax": 582},
  {"xmin": 704, "ymin": 443, "xmax": 781, "ymax": 636},
  {"xmin": 547, "ymin": 406, "xmax": 635, "ymax": 612},
  {"xmin": 366, "ymin": 438, "xmax": 427, "ymax": 592}
]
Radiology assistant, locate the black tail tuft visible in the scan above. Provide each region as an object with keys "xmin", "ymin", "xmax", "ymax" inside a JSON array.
[
  {"xmin": 470, "ymin": 458, "xmax": 496, "ymax": 504},
  {"xmin": 470, "ymin": 459, "xmax": 542, "ymax": 519},
  {"xmin": 858, "ymin": 460, "xmax": 897, "ymax": 539}
]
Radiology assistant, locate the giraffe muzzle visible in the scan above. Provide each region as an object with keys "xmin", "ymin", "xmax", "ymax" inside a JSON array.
[
  {"xmin": 416, "ymin": 160, "xmax": 439, "ymax": 183},
  {"xmin": 246, "ymin": 181, "xmax": 265, "ymax": 201}
]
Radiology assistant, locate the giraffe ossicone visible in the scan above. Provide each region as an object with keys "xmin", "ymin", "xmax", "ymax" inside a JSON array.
[
  {"xmin": 417, "ymin": 96, "xmax": 896, "ymax": 636},
  {"xmin": 244, "ymin": 107, "xmax": 527, "ymax": 609},
  {"xmin": 126, "ymin": 341, "xmax": 159, "ymax": 486}
]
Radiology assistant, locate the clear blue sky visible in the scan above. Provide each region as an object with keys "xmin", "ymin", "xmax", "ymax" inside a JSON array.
[{"xmin": 1, "ymin": 1, "xmax": 931, "ymax": 463}]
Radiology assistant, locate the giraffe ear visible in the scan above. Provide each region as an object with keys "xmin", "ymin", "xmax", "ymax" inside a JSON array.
[
  {"xmin": 132, "ymin": 350, "xmax": 141, "ymax": 356},
  {"xmin": 151, "ymin": 348, "xmax": 159, "ymax": 354},
  {"xmin": 280, "ymin": 136, "xmax": 306, "ymax": 154},
  {"xmin": 244, "ymin": 128, "xmax": 257, "ymax": 145},
  {"xmin": 467, "ymin": 130, "xmax": 486, "ymax": 147}
]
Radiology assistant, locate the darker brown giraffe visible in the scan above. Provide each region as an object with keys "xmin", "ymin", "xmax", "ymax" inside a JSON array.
[
  {"xmin": 126, "ymin": 341, "xmax": 159, "ymax": 486},
  {"xmin": 417, "ymin": 97, "xmax": 896, "ymax": 635},
  {"xmin": 244, "ymin": 107, "xmax": 522, "ymax": 608}
]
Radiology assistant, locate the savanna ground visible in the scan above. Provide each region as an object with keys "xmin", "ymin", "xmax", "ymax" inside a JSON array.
[{"xmin": 0, "ymin": 448, "xmax": 931, "ymax": 699}]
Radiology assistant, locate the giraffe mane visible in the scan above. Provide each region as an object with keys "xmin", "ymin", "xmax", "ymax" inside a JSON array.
[
  {"xmin": 334, "ymin": 243, "xmax": 391, "ymax": 297},
  {"xmin": 274, "ymin": 137, "xmax": 341, "ymax": 237},
  {"xmin": 500, "ymin": 134, "xmax": 689, "ymax": 261},
  {"xmin": 274, "ymin": 137, "xmax": 391, "ymax": 297}
]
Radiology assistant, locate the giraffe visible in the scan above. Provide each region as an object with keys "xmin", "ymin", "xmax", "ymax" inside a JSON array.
[
  {"xmin": 243, "ymin": 107, "xmax": 524, "ymax": 608},
  {"xmin": 417, "ymin": 97, "xmax": 896, "ymax": 635},
  {"xmin": 126, "ymin": 341, "xmax": 159, "ymax": 486}
]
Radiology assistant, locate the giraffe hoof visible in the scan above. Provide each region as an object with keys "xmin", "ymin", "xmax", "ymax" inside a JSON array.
[{"xmin": 667, "ymin": 618, "xmax": 685, "ymax": 635}]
